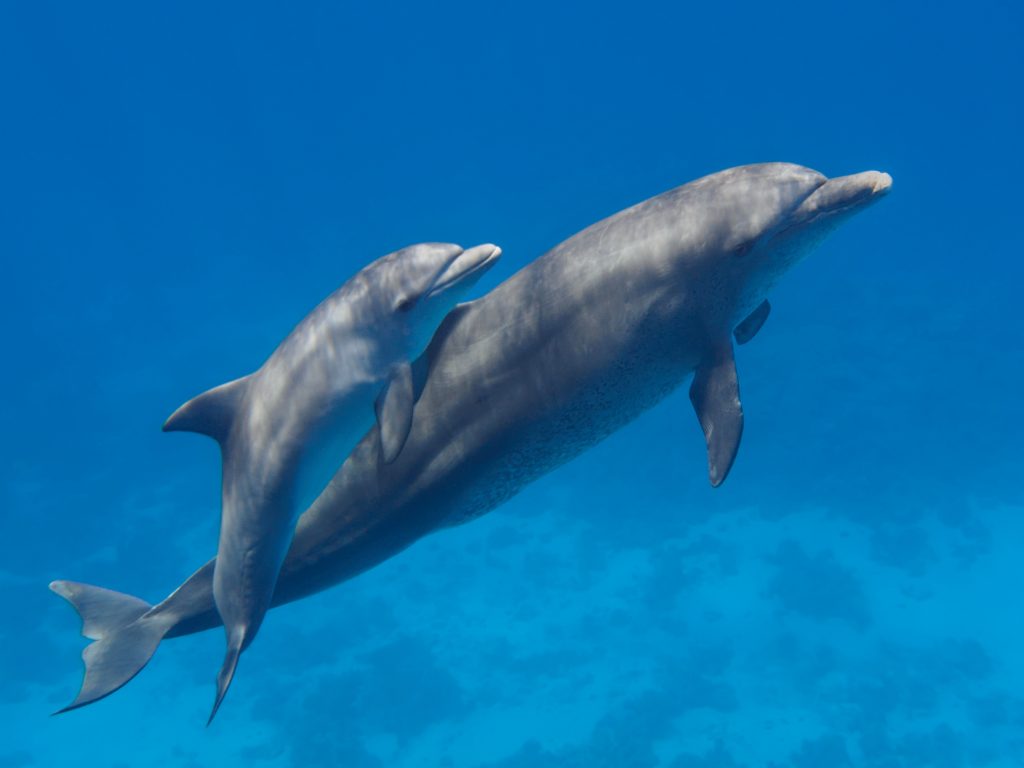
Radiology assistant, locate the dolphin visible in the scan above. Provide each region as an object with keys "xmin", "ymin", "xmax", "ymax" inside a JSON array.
[
  {"xmin": 161, "ymin": 241, "xmax": 502, "ymax": 722},
  {"xmin": 51, "ymin": 163, "xmax": 891, "ymax": 717}
]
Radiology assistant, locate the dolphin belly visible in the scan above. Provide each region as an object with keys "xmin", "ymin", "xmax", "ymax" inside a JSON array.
[{"xmin": 292, "ymin": 384, "xmax": 379, "ymax": 518}]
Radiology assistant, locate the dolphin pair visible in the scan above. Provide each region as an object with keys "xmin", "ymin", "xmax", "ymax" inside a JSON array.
[
  {"xmin": 51, "ymin": 163, "xmax": 891, "ymax": 718},
  {"xmin": 163, "ymin": 241, "xmax": 501, "ymax": 721}
]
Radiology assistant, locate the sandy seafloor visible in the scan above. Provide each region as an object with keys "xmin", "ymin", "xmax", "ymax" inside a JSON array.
[
  {"xmin": 7, "ymin": 447, "xmax": 1024, "ymax": 767},
  {"xmin": 1, "ymin": 1, "xmax": 1023, "ymax": 766}
]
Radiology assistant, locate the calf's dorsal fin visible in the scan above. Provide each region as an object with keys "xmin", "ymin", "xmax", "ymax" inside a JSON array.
[{"xmin": 162, "ymin": 375, "xmax": 251, "ymax": 445}]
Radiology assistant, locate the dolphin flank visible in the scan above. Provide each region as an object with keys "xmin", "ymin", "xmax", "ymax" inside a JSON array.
[{"xmin": 51, "ymin": 163, "xmax": 891, "ymax": 717}]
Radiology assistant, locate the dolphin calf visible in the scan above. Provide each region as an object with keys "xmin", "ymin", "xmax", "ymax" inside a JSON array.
[
  {"xmin": 162, "ymin": 241, "xmax": 502, "ymax": 721},
  {"xmin": 51, "ymin": 163, "xmax": 891, "ymax": 717}
]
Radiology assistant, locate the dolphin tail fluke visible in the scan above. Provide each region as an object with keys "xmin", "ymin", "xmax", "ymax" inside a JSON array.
[
  {"xmin": 49, "ymin": 580, "xmax": 171, "ymax": 713},
  {"xmin": 207, "ymin": 640, "xmax": 242, "ymax": 726}
]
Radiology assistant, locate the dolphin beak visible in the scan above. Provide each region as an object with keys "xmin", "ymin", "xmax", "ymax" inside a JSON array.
[
  {"xmin": 425, "ymin": 243, "xmax": 502, "ymax": 298},
  {"xmin": 792, "ymin": 170, "xmax": 892, "ymax": 222}
]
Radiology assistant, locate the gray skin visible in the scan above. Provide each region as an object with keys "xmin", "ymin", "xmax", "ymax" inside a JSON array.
[
  {"xmin": 51, "ymin": 163, "xmax": 891, "ymax": 718},
  {"xmin": 161, "ymin": 241, "xmax": 502, "ymax": 721}
]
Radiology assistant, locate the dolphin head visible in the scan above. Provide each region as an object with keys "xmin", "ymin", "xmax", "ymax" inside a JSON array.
[
  {"xmin": 672, "ymin": 163, "xmax": 891, "ymax": 325},
  {"xmin": 750, "ymin": 166, "xmax": 892, "ymax": 282},
  {"xmin": 381, "ymin": 241, "xmax": 502, "ymax": 357}
]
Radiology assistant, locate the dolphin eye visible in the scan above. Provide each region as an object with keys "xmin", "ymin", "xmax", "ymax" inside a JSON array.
[
  {"xmin": 395, "ymin": 296, "xmax": 415, "ymax": 313},
  {"xmin": 734, "ymin": 241, "xmax": 754, "ymax": 258}
]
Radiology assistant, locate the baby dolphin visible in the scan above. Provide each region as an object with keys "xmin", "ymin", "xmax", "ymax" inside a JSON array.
[{"xmin": 162, "ymin": 241, "xmax": 501, "ymax": 722}]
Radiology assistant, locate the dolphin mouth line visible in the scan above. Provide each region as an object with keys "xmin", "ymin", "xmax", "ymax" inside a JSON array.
[
  {"xmin": 425, "ymin": 244, "xmax": 502, "ymax": 298},
  {"xmin": 767, "ymin": 170, "xmax": 892, "ymax": 241},
  {"xmin": 797, "ymin": 170, "xmax": 892, "ymax": 221}
]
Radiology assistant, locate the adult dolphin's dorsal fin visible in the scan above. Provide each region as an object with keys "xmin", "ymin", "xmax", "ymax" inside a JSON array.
[
  {"xmin": 734, "ymin": 300, "xmax": 770, "ymax": 345},
  {"xmin": 162, "ymin": 375, "xmax": 251, "ymax": 445},
  {"xmin": 689, "ymin": 340, "xmax": 743, "ymax": 487},
  {"xmin": 375, "ymin": 361, "xmax": 415, "ymax": 463}
]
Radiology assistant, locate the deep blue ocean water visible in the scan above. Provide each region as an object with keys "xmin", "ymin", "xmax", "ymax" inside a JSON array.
[{"xmin": 2, "ymin": 2, "xmax": 1022, "ymax": 766}]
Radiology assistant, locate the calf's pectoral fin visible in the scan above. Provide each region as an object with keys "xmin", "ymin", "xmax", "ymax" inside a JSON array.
[
  {"xmin": 734, "ymin": 300, "xmax": 770, "ymax": 345},
  {"xmin": 689, "ymin": 340, "xmax": 743, "ymax": 487},
  {"xmin": 375, "ymin": 361, "xmax": 415, "ymax": 463},
  {"xmin": 163, "ymin": 374, "xmax": 252, "ymax": 446}
]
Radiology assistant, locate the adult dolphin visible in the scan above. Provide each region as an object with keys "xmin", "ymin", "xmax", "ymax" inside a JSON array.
[
  {"xmin": 51, "ymin": 163, "xmax": 891, "ymax": 717},
  {"xmin": 161, "ymin": 241, "xmax": 501, "ymax": 722}
]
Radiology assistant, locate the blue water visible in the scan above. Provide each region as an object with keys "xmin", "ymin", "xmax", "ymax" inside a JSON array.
[{"xmin": 2, "ymin": 1, "xmax": 1022, "ymax": 765}]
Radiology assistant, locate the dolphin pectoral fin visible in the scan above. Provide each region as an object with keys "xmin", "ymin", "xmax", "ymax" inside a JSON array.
[
  {"xmin": 163, "ymin": 374, "xmax": 252, "ymax": 445},
  {"xmin": 689, "ymin": 342, "xmax": 743, "ymax": 487},
  {"xmin": 734, "ymin": 300, "xmax": 770, "ymax": 345},
  {"xmin": 375, "ymin": 361, "xmax": 415, "ymax": 463}
]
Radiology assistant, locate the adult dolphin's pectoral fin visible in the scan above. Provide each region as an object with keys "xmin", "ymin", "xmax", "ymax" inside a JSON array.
[
  {"xmin": 734, "ymin": 300, "xmax": 770, "ymax": 345},
  {"xmin": 689, "ymin": 341, "xmax": 743, "ymax": 487},
  {"xmin": 375, "ymin": 361, "xmax": 415, "ymax": 463}
]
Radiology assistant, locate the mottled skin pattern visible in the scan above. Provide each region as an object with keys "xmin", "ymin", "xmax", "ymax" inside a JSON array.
[{"xmin": 152, "ymin": 163, "xmax": 891, "ymax": 639}]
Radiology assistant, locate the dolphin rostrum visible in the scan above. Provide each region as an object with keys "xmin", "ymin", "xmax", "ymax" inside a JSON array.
[
  {"xmin": 51, "ymin": 164, "xmax": 891, "ymax": 717},
  {"xmin": 162, "ymin": 241, "xmax": 502, "ymax": 722}
]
